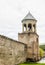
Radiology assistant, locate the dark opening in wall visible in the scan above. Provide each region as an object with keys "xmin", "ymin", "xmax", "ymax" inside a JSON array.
[
  {"xmin": 28, "ymin": 24, "xmax": 32, "ymax": 31},
  {"xmin": 33, "ymin": 24, "xmax": 35, "ymax": 32},
  {"xmin": 24, "ymin": 24, "xmax": 26, "ymax": 31},
  {"xmin": 37, "ymin": 38, "xmax": 38, "ymax": 42}
]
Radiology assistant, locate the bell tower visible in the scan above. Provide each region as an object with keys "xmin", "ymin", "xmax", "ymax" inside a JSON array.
[
  {"xmin": 18, "ymin": 12, "xmax": 39, "ymax": 61},
  {"xmin": 22, "ymin": 12, "xmax": 36, "ymax": 33}
]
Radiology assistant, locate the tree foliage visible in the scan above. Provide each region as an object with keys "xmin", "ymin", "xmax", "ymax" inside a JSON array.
[{"xmin": 39, "ymin": 48, "xmax": 44, "ymax": 58}]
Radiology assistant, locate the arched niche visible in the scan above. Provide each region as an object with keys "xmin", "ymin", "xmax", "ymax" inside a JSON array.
[
  {"xmin": 33, "ymin": 24, "xmax": 36, "ymax": 32},
  {"xmin": 28, "ymin": 24, "xmax": 32, "ymax": 31},
  {"xmin": 24, "ymin": 24, "xmax": 26, "ymax": 31},
  {"xmin": 37, "ymin": 38, "xmax": 38, "ymax": 43}
]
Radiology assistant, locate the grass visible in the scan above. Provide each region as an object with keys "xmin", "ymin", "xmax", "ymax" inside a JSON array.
[
  {"xmin": 19, "ymin": 62, "xmax": 45, "ymax": 65},
  {"xmin": 40, "ymin": 44, "xmax": 45, "ymax": 51}
]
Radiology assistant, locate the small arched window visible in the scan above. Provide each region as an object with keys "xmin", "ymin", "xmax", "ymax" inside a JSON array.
[
  {"xmin": 37, "ymin": 38, "xmax": 38, "ymax": 42},
  {"xmin": 24, "ymin": 24, "xmax": 26, "ymax": 31},
  {"xmin": 33, "ymin": 24, "xmax": 35, "ymax": 32},
  {"xmin": 28, "ymin": 24, "xmax": 32, "ymax": 31}
]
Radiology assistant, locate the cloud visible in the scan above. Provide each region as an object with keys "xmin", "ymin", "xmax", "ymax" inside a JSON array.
[{"xmin": 0, "ymin": 0, "xmax": 45, "ymax": 44}]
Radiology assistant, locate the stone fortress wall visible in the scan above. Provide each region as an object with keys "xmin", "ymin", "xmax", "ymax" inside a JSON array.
[{"xmin": 0, "ymin": 35, "xmax": 27, "ymax": 65}]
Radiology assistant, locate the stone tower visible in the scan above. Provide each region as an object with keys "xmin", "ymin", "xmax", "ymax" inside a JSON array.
[{"xmin": 18, "ymin": 12, "xmax": 39, "ymax": 61}]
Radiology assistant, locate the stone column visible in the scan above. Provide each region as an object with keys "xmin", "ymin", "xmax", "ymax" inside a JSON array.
[
  {"xmin": 26, "ymin": 25, "xmax": 27, "ymax": 31},
  {"xmin": 35, "ymin": 24, "xmax": 36, "ymax": 32},
  {"xmin": 22, "ymin": 24, "xmax": 24, "ymax": 32},
  {"xmin": 32, "ymin": 24, "xmax": 33, "ymax": 32},
  {"xmin": 26, "ymin": 24, "xmax": 28, "ymax": 31}
]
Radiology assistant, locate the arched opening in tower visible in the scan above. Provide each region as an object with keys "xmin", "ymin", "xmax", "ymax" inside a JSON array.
[
  {"xmin": 33, "ymin": 24, "xmax": 35, "ymax": 32},
  {"xmin": 37, "ymin": 38, "xmax": 38, "ymax": 43},
  {"xmin": 24, "ymin": 24, "xmax": 26, "ymax": 31},
  {"xmin": 28, "ymin": 24, "xmax": 32, "ymax": 31}
]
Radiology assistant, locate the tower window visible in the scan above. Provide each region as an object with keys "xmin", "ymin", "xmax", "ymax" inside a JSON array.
[
  {"xmin": 33, "ymin": 24, "xmax": 35, "ymax": 32},
  {"xmin": 24, "ymin": 24, "xmax": 26, "ymax": 31},
  {"xmin": 24, "ymin": 24, "xmax": 26, "ymax": 27},
  {"xmin": 28, "ymin": 24, "xmax": 32, "ymax": 31},
  {"xmin": 33, "ymin": 24, "xmax": 35, "ymax": 28},
  {"xmin": 37, "ymin": 38, "xmax": 38, "ymax": 42}
]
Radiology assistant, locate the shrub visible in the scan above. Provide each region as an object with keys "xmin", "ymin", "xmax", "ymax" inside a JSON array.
[{"xmin": 39, "ymin": 48, "xmax": 44, "ymax": 58}]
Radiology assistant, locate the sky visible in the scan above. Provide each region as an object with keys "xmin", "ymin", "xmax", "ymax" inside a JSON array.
[{"xmin": 0, "ymin": 0, "xmax": 45, "ymax": 45}]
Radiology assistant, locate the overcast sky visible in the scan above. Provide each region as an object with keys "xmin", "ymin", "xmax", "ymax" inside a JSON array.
[{"xmin": 0, "ymin": 0, "xmax": 45, "ymax": 45}]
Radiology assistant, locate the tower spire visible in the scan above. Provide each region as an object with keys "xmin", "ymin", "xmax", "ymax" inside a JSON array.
[
  {"xmin": 22, "ymin": 12, "xmax": 37, "ymax": 32},
  {"xmin": 22, "ymin": 12, "xmax": 36, "ymax": 22}
]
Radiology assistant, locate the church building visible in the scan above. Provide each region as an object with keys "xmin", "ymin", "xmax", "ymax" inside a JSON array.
[
  {"xmin": 0, "ymin": 12, "xmax": 40, "ymax": 65},
  {"xmin": 18, "ymin": 12, "xmax": 39, "ymax": 61}
]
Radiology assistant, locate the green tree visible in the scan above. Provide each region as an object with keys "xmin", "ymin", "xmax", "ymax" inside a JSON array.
[{"xmin": 39, "ymin": 48, "xmax": 44, "ymax": 58}]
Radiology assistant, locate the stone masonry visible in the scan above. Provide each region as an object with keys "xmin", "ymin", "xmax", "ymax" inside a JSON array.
[
  {"xmin": 18, "ymin": 12, "xmax": 40, "ymax": 61},
  {"xmin": 0, "ymin": 12, "xmax": 40, "ymax": 65},
  {"xmin": 0, "ymin": 35, "xmax": 27, "ymax": 65}
]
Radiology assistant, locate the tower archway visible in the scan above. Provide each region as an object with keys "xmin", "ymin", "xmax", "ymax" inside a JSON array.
[
  {"xmin": 24, "ymin": 24, "xmax": 26, "ymax": 32},
  {"xmin": 28, "ymin": 24, "xmax": 32, "ymax": 31}
]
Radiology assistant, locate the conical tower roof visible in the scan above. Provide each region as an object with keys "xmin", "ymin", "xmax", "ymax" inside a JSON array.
[{"xmin": 22, "ymin": 12, "xmax": 36, "ymax": 22}]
